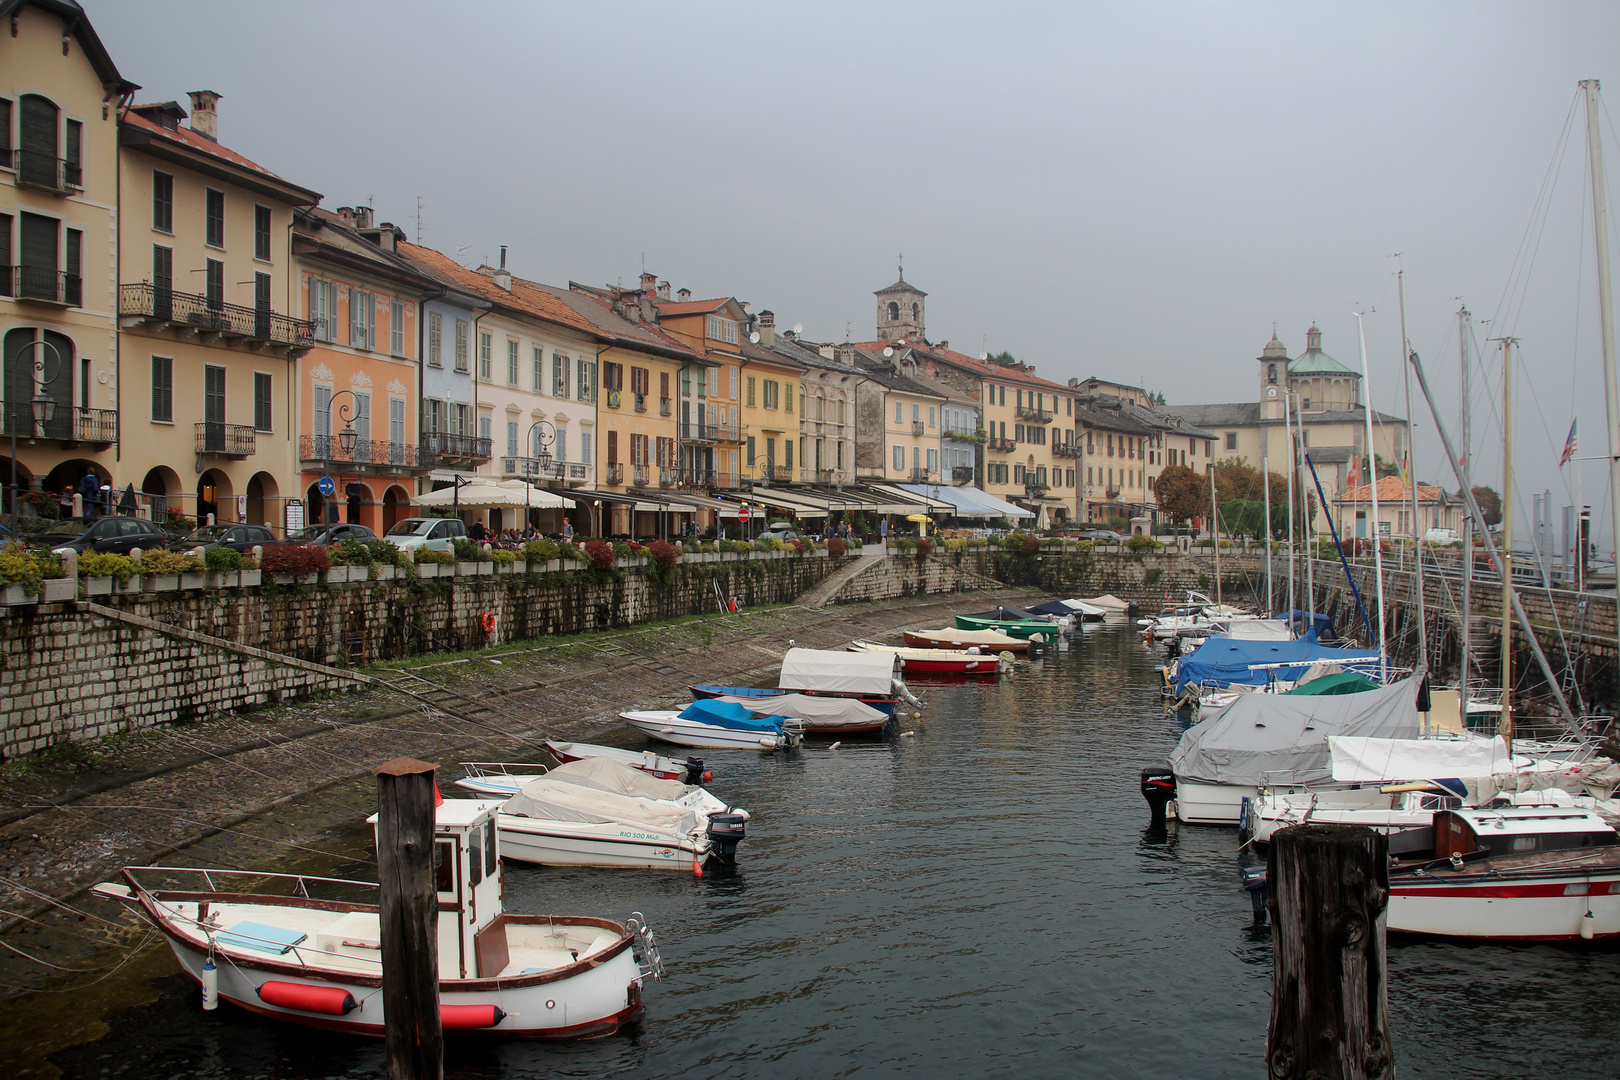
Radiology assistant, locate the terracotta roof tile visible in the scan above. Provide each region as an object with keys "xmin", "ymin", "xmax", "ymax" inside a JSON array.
[
  {"xmin": 1335, "ymin": 477, "xmax": 1448, "ymax": 503},
  {"xmin": 395, "ymin": 243, "xmax": 603, "ymax": 339},
  {"xmin": 851, "ymin": 341, "xmax": 1076, "ymax": 395},
  {"xmin": 121, "ymin": 108, "xmax": 297, "ymax": 186},
  {"xmin": 654, "ymin": 298, "xmax": 730, "ymax": 316}
]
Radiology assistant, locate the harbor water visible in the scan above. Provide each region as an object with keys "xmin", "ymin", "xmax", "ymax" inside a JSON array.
[{"xmin": 29, "ymin": 624, "xmax": 1620, "ymax": 1078}]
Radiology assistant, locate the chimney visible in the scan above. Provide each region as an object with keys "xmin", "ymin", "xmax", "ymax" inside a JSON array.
[
  {"xmin": 677, "ymin": 288, "xmax": 691, "ymax": 303},
  {"xmin": 935, "ymin": 340, "xmax": 948, "ymax": 351},
  {"xmin": 351, "ymin": 205, "xmax": 373, "ymax": 230},
  {"xmin": 494, "ymin": 245, "xmax": 512, "ymax": 291},
  {"xmin": 758, "ymin": 310, "xmax": 776, "ymax": 348},
  {"xmin": 335, "ymin": 207, "xmax": 355, "ymax": 226},
  {"xmin": 657, "ymin": 280, "xmax": 671, "ymax": 300},
  {"xmin": 186, "ymin": 90, "xmax": 221, "ymax": 141},
  {"xmin": 368, "ymin": 222, "xmax": 400, "ymax": 253},
  {"xmin": 782, "ymin": 329, "xmax": 797, "ymax": 341},
  {"xmin": 639, "ymin": 271, "xmax": 658, "ymax": 297}
]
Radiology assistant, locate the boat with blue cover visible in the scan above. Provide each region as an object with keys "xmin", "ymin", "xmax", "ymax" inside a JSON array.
[{"xmin": 621, "ymin": 699, "xmax": 805, "ymax": 750}]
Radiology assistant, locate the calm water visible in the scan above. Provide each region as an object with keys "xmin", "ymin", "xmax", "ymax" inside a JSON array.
[{"xmin": 43, "ymin": 626, "xmax": 1620, "ymax": 1078}]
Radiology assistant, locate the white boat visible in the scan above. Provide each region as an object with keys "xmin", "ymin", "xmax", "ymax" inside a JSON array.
[
  {"xmin": 544, "ymin": 741, "xmax": 706, "ymax": 781},
  {"xmin": 91, "ymin": 799, "xmax": 658, "ymax": 1038},
  {"xmin": 623, "ymin": 699, "xmax": 805, "ymax": 750},
  {"xmin": 845, "ymin": 640, "xmax": 1011, "ymax": 676},
  {"xmin": 494, "ymin": 757, "xmax": 748, "ymax": 871},
  {"xmin": 716, "ymin": 692, "xmax": 893, "ymax": 734},
  {"xmin": 1387, "ymin": 807, "xmax": 1620, "ymax": 941}
]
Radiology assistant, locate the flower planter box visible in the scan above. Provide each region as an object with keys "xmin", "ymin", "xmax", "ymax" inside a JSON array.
[
  {"xmin": 81, "ymin": 576, "xmax": 113, "ymax": 597},
  {"xmin": 614, "ymin": 557, "xmax": 647, "ymax": 569},
  {"xmin": 1, "ymin": 583, "xmax": 37, "ymax": 605},
  {"xmin": 239, "ymin": 569, "xmax": 261, "ymax": 587},
  {"xmin": 180, "ymin": 573, "xmax": 207, "ymax": 591},
  {"xmin": 204, "ymin": 571, "xmax": 239, "ymax": 589},
  {"xmin": 493, "ymin": 561, "xmax": 520, "ymax": 575},
  {"xmin": 324, "ymin": 566, "xmax": 359, "ymax": 584},
  {"xmin": 373, "ymin": 564, "xmax": 396, "ymax": 581},
  {"xmin": 143, "ymin": 574, "xmax": 180, "ymax": 592},
  {"xmin": 40, "ymin": 577, "xmax": 75, "ymax": 602},
  {"xmin": 562, "ymin": 559, "xmax": 585, "ymax": 572},
  {"xmin": 115, "ymin": 576, "xmax": 141, "ymax": 595},
  {"xmin": 456, "ymin": 561, "xmax": 478, "ymax": 576}
]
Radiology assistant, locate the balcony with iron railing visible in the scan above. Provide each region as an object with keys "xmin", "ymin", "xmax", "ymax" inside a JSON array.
[
  {"xmin": 678, "ymin": 468, "xmax": 740, "ymax": 489},
  {"xmin": 605, "ymin": 463, "xmax": 625, "ymax": 485},
  {"xmin": 119, "ymin": 283, "xmax": 315, "ymax": 350},
  {"xmin": 987, "ymin": 436, "xmax": 1017, "ymax": 453},
  {"xmin": 421, "ymin": 431, "xmax": 492, "ymax": 464},
  {"xmin": 660, "ymin": 396, "xmax": 672, "ymax": 416},
  {"xmin": 680, "ymin": 422, "xmax": 742, "ymax": 444},
  {"xmin": 659, "ymin": 467, "xmax": 679, "ymax": 487},
  {"xmin": 761, "ymin": 464, "xmax": 793, "ymax": 483},
  {"xmin": 908, "ymin": 468, "xmax": 934, "ymax": 482},
  {"xmin": 800, "ymin": 468, "xmax": 837, "ymax": 483},
  {"xmin": 633, "ymin": 392, "xmax": 648, "ymax": 413},
  {"xmin": 951, "ymin": 465, "xmax": 976, "ymax": 484},
  {"xmin": 1, "ymin": 401, "xmax": 117, "ymax": 444},
  {"xmin": 300, "ymin": 434, "xmax": 425, "ymax": 472},
  {"xmin": 196, "ymin": 422, "xmax": 256, "ymax": 458},
  {"xmin": 943, "ymin": 426, "xmax": 983, "ymax": 442},
  {"xmin": 910, "ymin": 420, "xmax": 926, "ymax": 436},
  {"xmin": 1054, "ymin": 443, "xmax": 1084, "ymax": 458},
  {"xmin": 4, "ymin": 265, "xmax": 82, "ymax": 306},
  {"xmin": 12, "ymin": 148, "xmax": 82, "ymax": 194},
  {"xmin": 633, "ymin": 463, "xmax": 650, "ymax": 486},
  {"xmin": 1016, "ymin": 405, "xmax": 1054, "ymax": 424}
]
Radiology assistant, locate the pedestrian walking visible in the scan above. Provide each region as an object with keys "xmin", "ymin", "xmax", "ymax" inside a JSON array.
[{"xmin": 78, "ymin": 472, "xmax": 100, "ymax": 519}]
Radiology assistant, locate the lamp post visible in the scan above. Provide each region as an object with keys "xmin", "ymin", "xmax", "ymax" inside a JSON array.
[
  {"xmin": 523, "ymin": 420, "xmax": 556, "ymax": 530},
  {"xmin": 7, "ymin": 338, "xmax": 63, "ymax": 534},
  {"xmin": 325, "ymin": 389, "xmax": 363, "ymax": 458}
]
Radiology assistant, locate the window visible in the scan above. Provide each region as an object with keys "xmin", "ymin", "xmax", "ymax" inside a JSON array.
[
  {"xmin": 1015, "ymin": 465, "xmax": 1026, "ymax": 484},
  {"xmin": 747, "ymin": 375, "xmax": 756, "ymax": 407},
  {"xmin": 553, "ymin": 352, "xmax": 570, "ymax": 396},
  {"xmin": 894, "ymin": 402, "xmax": 903, "ymax": 424},
  {"xmin": 479, "ymin": 416, "xmax": 491, "ymax": 443},
  {"xmin": 151, "ymin": 356, "xmax": 173, "ymax": 422},
  {"xmin": 785, "ymin": 439, "xmax": 793, "ymax": 469},
  {"xmin": 927, "ymin": 448, "xmax": 937, "ymax": 472},
  {"xmin": 454, "ymin": 319, "xmax": 468, "ymax": 371},
  {"xmin": 64, "ymin": 228, "xmax": 81, "ymax": 305},
  {"xmin": 696, "ymin": 367, "xmax": 706, "ymax": 399},
  {"xmin": 556, "ymin": 428, "xmax": 567, "ymax": 462},
  {"xmin": 581, "ymin": 430, "xmax": 592, "ymax": 465},
  {"xmin": 254, "ymin": 205, "xmax": 272, "ymax": 261},
  {"xmin": 507, "ymin": 420, "xmax": 518, "ymax": 457},
  {"xmin": 153, "ymin": 171, "xmax": 173, "ymax": 232},
  {"xmin": 706, "ymin": 314, "xmax": 740, "ymax": 344},
  {"xmin": 428, "ymin": 313, "xmax": 442, "ymax": 366},
  {"xmin": 912, "ymin": 403, "xmax": 920, "ymax": 423},
  {"xmin": 392, "ymin": 300, "xmax": 405, "ymax": 356},
  {"xmin": 578, "ymin": 359, "xmax": 595, "ymax": 402},
  {"xmin": 730, "ymin": 366, "xmax": 738, "ymax": 399},
  {"xmin": 746, "ymin": 436, "xmax": 756, "ymax": 466},
  {"xmin": 602, "ymin": 361, "xmax": 623, "ymax": 392},
  {"xmin": 1302, "ymin": 397, "xmax": 1311, "ymax": 410},
  {"xmin": 507, "ymin": 339, "xmax": 519, "ymax": 385},
  {"xmin": 314, "ymin": 384, "xmax": 332, "ymax": 438},
  {"xmin": 893, "ymin": 445, "xmax": 904, "ymax": 470},
  {"xmin": 206, "ymin": 259, "xmax": 224, "ymax": 308},
  {"xmin": 0, "ymin": 98, "xmax": 10, "ymax": 161},
  {"xmin": 350, "ymin": 289, "xmax": 374, "ymax": 349},
  {"xmin": 763, "ymin": 380, "xmax": 777, "ymax": 409},
  {"xmin": 928, "ymin": 406, "xmax": 935, "ymax": 427},
  {"xmin": 533, "ymin": 346, "xmax": 544, "ymax": 391},
  {"xmin": 0, "ymin": 213, "xmax": 9, "ymax": 292},
  {"xmin": 205, "ymin": 189, "xmax": 225, "ymax": 247},
  {"xmin": 479, "ymin": 332, "xmax": 491, "ymax": 379},
  {"xmin": 254, "ymin": 372, "xmax": 273, "ymax": 431}
]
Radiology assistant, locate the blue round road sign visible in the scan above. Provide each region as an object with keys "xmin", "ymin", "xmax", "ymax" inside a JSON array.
[{"xmin": 317, "ymin": 475, "xmax": 336, "ymax": 497}]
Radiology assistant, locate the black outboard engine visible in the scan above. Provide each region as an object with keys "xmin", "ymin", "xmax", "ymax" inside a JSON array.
[
  {"xmin": 706, "ymin": 813, "xmax": 747, "ymax": 860},
  {"xmin": 1140, "ymin": 767, "xmax": 1176, "ymax": 828},
  {"xmin": 1240, "ymin": 865, "xmax": 1268, "ymax": 922},
  {"xmin": 683, "ymin": 756, "xmax": 709, "ymax": 783}
]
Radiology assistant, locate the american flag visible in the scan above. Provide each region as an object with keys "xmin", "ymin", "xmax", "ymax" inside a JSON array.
[{"xmin": 1560, "ymin": 418, "xmax": 1578, "ymax": 467}]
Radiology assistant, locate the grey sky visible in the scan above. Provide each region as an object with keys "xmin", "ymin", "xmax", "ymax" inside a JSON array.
[{"xmin": 93, "ymin": 1, "xmax": 1620, "ymax": 540}]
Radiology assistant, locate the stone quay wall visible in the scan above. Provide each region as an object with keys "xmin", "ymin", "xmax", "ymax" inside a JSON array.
[{"xmin": 0, "ymin": 552, "xmax": 845, "ymax": 760}]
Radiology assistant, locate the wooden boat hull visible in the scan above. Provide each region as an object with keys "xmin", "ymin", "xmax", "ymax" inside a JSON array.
[
  {"xmin": 903, "ymin": 631, "xmax": 1029, "ymax": 654},
  {"xmin": 687, "ymin": 685, "xmax": 898, "ymax": 714}
]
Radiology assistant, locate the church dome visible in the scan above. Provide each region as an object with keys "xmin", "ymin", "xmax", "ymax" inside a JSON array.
[{"xmin": 1261, "ymin": 333, "xmax": 1288, "ymax": 359}]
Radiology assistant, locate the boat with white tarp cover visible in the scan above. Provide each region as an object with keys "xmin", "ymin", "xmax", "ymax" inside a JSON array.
[{"xmin": 716, "ymin": 692, "xmax": 892, "ymax": 734}]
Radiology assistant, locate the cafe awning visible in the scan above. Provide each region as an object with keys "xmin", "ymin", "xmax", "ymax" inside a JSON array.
[{"xmin": 893, "ymin": 483, "xmax": 1033, "ymax": 519}]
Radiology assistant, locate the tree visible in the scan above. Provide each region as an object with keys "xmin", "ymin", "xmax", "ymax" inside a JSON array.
[
  {"xmin": 1471, "ymin": 485, "xmax": 1502, "ymax": 527},
  {"xmin": 1146, "ymin": 390, "xmax": 1168, "ymax": 407},
  {"xmin": 1155, "ymin": 464, "xmax": 1208, "ymax": 522},
  {"xmin": 985, "ymin": 350, "xmax": 1020, "ymax": 368}
]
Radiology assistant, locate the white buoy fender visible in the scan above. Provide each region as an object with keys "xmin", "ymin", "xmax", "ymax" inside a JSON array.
[
  {"xmin": 1582, "ymin": 910, "xmax": 1597, "ymax": 940},
  {"xmin": 201, "ymin": 958, "xmax": 218, "ymax": 1011}
]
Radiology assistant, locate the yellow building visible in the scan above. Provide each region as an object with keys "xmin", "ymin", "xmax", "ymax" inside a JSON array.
[
  {"xmin": 740, "ymin": 324, "xmax": 807, "ymax": 484},
  {"xmin": 849, "ymin": 348, "xmax": 945, "ymax": 483},
  {"xmin": 647, "ymin": 285, "xmax": 744, "ymax": 489},
  {"xmin": 117, "ymin": 97, "xmax": 319, "ymax": 529},
  {"xmin": 1, "ymin": 0, "xmax": 134, "ymax": 512}
]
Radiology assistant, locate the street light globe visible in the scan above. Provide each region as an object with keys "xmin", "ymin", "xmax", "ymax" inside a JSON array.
[{"xmin": 337, "ymin": 425, "xmax": 359, "ymax": 455}]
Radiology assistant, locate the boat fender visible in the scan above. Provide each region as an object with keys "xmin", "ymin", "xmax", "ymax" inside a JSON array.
[
  {"xmin": 258, "ymin": 980, "xmax": 358, "ymax": 1015},
  {"xmin": 828, "ymin": 741, "xmax": 841, "ymax": 750},
  {"xmin": 441, "ymin": 1004, "xmax": 508, "ymax": 1029},
  {"xmin": 1581, "ymin": 910, "xmax": 1597, "ymax": 940},
  {"xmin": 201, "ymin": 957, "xmax": 218, "ymax": 1011},
  {"xmin": 692, "ymin": 859, "xmax": 704, "ymax": 878},
  {"xmin": 899, "ymin": 730, "xmax": 915, "ymax": 737},
  {"xmin": 481, "ymin": 611, "xmax": 497, "ymax": 634}
]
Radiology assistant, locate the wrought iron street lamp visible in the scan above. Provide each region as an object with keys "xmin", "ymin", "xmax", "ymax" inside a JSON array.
[
  {"xmin": 7, "ymin": 338, "xmax": 62, "ymax": 533},
  {"xmin": 325, "ymin": 389, "xmax": 363, "ymax": 457},
  {"xmin": 523, "ymin": 421, "xmax": 557, "ymax": 530}
]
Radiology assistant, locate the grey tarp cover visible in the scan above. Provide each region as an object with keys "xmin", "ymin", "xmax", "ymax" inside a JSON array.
[
  {"xmin": 778, "ymin": 648, "xmax": 898, "ymax": 695},
  {"xmin": 1168, "ymin": 676, "xmax": 1424, "ymax": 787},
  {"xmin": 542, "ymin": 756, "xmax": 699, "ymax": 801},
  {"xmin": 719, "ymin": 692, "xmax": 886, "ymax": 729},
  {"xmin": 500, "ymin": 774, "xmax": 696, "ymax": 833}
]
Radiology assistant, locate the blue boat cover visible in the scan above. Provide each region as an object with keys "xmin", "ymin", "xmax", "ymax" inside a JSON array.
[
  {"xmin": 1283, "ymin": 610, "xmax": 1336, "ymax": 638},
  {"xmin": 691, "ymin": 684, "xmax": 786, "ymax": 700},
  {"xmin": 1173, "ymin": 631, "xmax": 1382, "ymax": 695},
  {"xmin": 1025, "ymin": 600, "xmax": 1077, "ymax": 617},
  {"xmin": 965, "ymin": 607, "xmax": 1054, "ymax": 621},
  {"xmin": 677, "ymin": 699, "xmax": 785, "ymax": 733}
]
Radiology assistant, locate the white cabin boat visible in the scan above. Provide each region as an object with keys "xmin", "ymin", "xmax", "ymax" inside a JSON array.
[{"xmin": 91, "ymin": 799, "xmax": 658, "ymax": 1038}]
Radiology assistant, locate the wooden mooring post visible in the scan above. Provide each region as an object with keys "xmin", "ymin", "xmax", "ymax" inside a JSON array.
[
  {"xmin": 1266, "ymin": 824, "xmax": 1393, "ymax": 1080},
  {"xmin": 373, "ymin": 757, "xmax": 443, "ymax": 1080}
]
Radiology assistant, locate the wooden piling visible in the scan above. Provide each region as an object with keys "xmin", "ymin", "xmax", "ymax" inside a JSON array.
[
  {"xmin": 373, "ymin": 757, "xmax": 443, "ymax": 1080},
  {"xmin": 1266, "ymin": 824, "xmax": 1393, "ymax": 1080}
]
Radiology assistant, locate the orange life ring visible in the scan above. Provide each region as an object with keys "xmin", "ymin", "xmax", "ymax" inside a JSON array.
[{"xmin": 481, "ymin": 611, "xmax": 496, "ymax": 634}]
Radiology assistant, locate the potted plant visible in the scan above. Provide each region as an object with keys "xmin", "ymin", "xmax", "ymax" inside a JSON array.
[
  {"xmin": 78, "ymin": 551, "xmax": 136, "ymax": 597},
  {"xmin": 261, "ymin": 543, "xmax": 330, "ymax": 585}
]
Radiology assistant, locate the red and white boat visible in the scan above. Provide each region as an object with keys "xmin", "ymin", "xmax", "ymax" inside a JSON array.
[
  {"xmin": 902, "ymin": 628, "xmax": 1030, "ymax": 654},
  {"xmin": 91, "ymin": 799, "xmax": 661, "ymax": 1037},
  {"xmin": 846, "ymin": 640, "xmax": 1009, "ymax": 676},
  {"xmin": 1388, "ymin": 806, "xmax": 1620, "ymax": 942}
]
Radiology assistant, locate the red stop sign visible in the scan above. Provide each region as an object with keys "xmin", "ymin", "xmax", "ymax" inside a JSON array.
[{"xmin": 737, "ymin": 505, "xmax": 752, "ymax": 523}]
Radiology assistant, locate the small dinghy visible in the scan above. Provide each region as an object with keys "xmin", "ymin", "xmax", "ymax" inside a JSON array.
[
  {"xmin": 92, "ymin": 799, "xmax": 659, "ymax": 1038},
  {"xmin": 846, "ymin": 640, "xmax": 1009, "ymax": 676},
  {"xmin": 454, "ymin": 746, "xmax": 707, "ymax": 795},
  {"xmin": 903, "ymin": 627, "xmax": 1029, "ymax": 654},
  {"xmin": 1025, "ymin": 599, "xmax": 1108, "ymax": 622},
  {"xmin": 624, "ymin": 699, "xmax": 805, "ymax": 750},
  {"xmin": 953, "ymin": 610, "xmax": 1066, "ymax": 638},
  {"xmin": 495, "ymin": 757, "xmax": 749, "ymax": 871}
]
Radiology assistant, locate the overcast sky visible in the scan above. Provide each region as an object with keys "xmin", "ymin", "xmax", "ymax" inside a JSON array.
[{"xmin": 93, "ymin": 1, "xmax": 1620, "ymax": 543}]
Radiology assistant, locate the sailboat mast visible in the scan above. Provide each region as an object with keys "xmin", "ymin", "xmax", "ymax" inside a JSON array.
[
  {"xmin": 1582, "ymin": 78, "xmax": 1620, "ymax": 674},
  {"xmin": 1285, "ymin": 391, "xmax": 1297, "ymax": 619},
  {"xmin": 1398, "ymin": 270, "xmax": 1429, "ymax": 669},
  {"xmin": 1263, "ymin": 433, "xmax": 1274, "ymax": 612},
  {"xmin": 1356, "ymin": 311, "xmax": 1389, "ymax": 679},
  {"xmin": 1501, "ymin": 337, "xmax": 1516, "ymax": 756},
  {"xmin": 1210, "ymin": 465, "xmax": 1222, "ymax": 607},
  {"xmin": 1459, "ymin": 306, "xmax": 1472, "ymax": 692}
]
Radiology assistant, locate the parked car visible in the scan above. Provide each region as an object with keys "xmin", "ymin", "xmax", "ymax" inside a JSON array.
[
  {"xmin": 382, "ymin": 516, "xmax": 466, "ymax": 554},
  {"xmin": 170, "ymin": 524, "xmax": 281, "ymax": 553},
  {"xmin": 1079, "ymin": 529, "xmax": 1123, "ymax": 542},
  {"xmin": 287, "ymin": 523, "xmax": 377, "ymax": 546},
  {"xmin": 762, "ymin": 522, "xmax": 802, "ymax": 542},
  {"xmin": 36, "ymin": 516, "xmax": 168, "ymax": 555}
]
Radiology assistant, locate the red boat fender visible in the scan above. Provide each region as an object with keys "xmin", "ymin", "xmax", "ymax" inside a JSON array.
[
  {"xmin": 258, "ymin": 980, "xmax": 357, "ymax": 1015},
  {"xmin": 441, "ymin": 1003, "xmax": 507, "ymax": 1028},
  {"xmin": 692, "ymin": 858, "xmax": 704, "ymax": 878}
]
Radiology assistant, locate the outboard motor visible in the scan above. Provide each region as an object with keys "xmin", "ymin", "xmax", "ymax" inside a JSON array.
[
  {"xmin": 683, "ymin": 756, "xmax": 709, "ymax": 783},
  {"xmin": 1140, "ymin": 767, "xmax": 1176, "ymax": 828},
  {"xmin": 1240, "ymin": 865, "xmax": 1269, "ymax": 922},
  {"xmin": 706, "ymin": 812, "xmax": 747, "ymax": 860}
]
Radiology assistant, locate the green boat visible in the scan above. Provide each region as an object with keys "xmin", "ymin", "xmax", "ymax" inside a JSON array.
[{"xmin": 953, "ymin": 614, "xmax": 1062, "ymax": 639}]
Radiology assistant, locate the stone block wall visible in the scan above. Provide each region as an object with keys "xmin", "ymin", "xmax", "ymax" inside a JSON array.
[{"xmin": 828, "ymin": 551, "xmax": 999, "ymax": 605}]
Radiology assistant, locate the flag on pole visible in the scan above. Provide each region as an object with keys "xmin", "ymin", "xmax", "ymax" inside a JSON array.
[{"xmin": 1560, "ymin": 418, "xmax": 1578, "ymax": 467}]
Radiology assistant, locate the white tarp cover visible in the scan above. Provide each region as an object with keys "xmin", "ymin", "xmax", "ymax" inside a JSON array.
[
  {"xmin": 542, "ymin": 755, "xmax": 698, "ymax": 801},
  {"xmin": 911, "ymin": 627, "xmax": 1023, "ymax": 647},
  {"xmin": 1329, "ymin": 736, "xmax": 1514, "ymax": 783},
  {"xmin": 1220, "ymin": 619, "xmax": 1294, "ymax": 641},
  {"xmin": 720, "ymin": 692, "xmax": 886, "ymax": 729},
  {"xmin": 501, "ymin": 776, "xmax": 695, "ymax": 834},
  {"xmin": 779, "ymin": 648, "xmax": 898, "ymax": 695},
  {"xmin": 1079, "ymin": 594, "xmax": 1130, "ymax": 611},
  {"xmin": 1168, "ymin": 676, "xmax": 1424, "ymax": 787}
]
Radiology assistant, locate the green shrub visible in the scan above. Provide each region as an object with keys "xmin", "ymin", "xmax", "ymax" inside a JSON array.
[
  {"xmin": 523, "ymin": 538, "xmax": 561, "ymax": 563},
  {"xmin": 752, "ymin": 538, "xmax": 773, "ymax": 552},
  {"xmin": 560, "ymin": 542, "xmax": 589, "ymax": 563},
  {"xmin": 452, "ymin": 537, "xmax": 481, "ymax": 562},
  {"xmin": 0, "ymin": 544, "xmax": 43, "ymax": 591},
  {"xmin": 891, "ymin": 536, "xmax": 920, "ymax": 552},
  {"xmin": 414, "ymin": 547, "xmax": 454, "ymax": 565},
  {"xmin": 1072, "ymin": 540, "xmax": 1093, "ymax": 553},
  {"xmin": 1126, "ymin": 534, "xmax": 1161, "ymax": 553},
  {"xmin": 612, "ymin": 540, "xmax": 636, "ymax": 560},
  {"xmin": 366, "ymin": 539, "xmax": 402, "ymax": 566},
  {"xmin": 204, "ymin": 545, "xmax": 246, "ymax": 572},
  {"xmin": 943, "ymin": 537, "xmax": 967, "ymax": 551},
  {"xmin": 700, "ymin": 542, "xmax": 718, "ymax": 553},
  {"xmin": 139, "ymin": 549, "xmax": 203, "ymax": 575},
  {"xmin": 77, "ymin": 551, "xmax": 136, "ymax": 583},
  {"xmin": 329, "ymin": 538, "xmax": 375, "ymax": 566},
  {"xmin": 491, "ymin": 549, "xmax": 518, "ymax": 565}
]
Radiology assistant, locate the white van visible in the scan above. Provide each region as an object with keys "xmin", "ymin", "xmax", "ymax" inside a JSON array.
[{"xmin": 384, "ymin": 516, "xmax": 466, "ymax": 554}]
